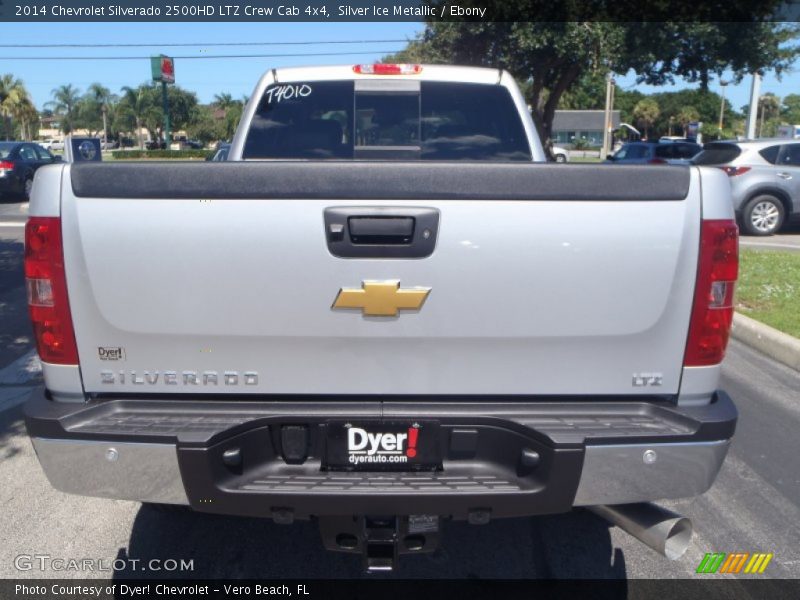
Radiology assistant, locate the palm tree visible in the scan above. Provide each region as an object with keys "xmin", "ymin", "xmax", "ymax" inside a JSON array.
[
  {"xmin": 758, "ymin": 94, "xmax": 781, "ymax": 138},
  {"xmin": 14, "ymin": 95, "xmax": 39, "ymax": 140},
  {"xmin": 676, "ymin": 106, "xmax": 700, "ymax": 137},
  {"xmin": 119, "ymin": 86, "xmax": 151, "ymax": 149},
  {"xmin": 212, "ymin": 93, "xmax": 236, "ymax": 111},
  {"xmin": 87, "ymin": 83, "xmax": 115, "ymax": 145},
  {"xmin": 47, "ymin": 84, "xmax": 81, "ymax": 134},
  {"xmin": 213, "ymin": 92, "xmax": 244, "ymax": 140},
  {"xmin": 0, "ymin": 74, "xmax": 29, "ymax": 140},
  {"xmin": 633, "ymin": 98, "xmax": 660, "ymax": 140}
]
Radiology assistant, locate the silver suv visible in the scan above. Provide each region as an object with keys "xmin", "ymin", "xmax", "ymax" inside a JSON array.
[{"xmin": 693, "ymin": 139, "xmax": 800, "ymax": 235}]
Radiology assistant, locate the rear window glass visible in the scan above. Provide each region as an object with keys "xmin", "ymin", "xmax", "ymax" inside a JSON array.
[
  {"xmin": 758, "ymin": 145, "xmax": 781, "ymax": 164},
  {"xmin": 674, "ymin": 143, "xmax": 701, "ymax": 159},
  {"xmin": 356, "ymin": 91, "xmax": 419, "ymax": 148},
  {"xmin": 243, "ymin": 80, "xmax": 532, "ymax": 161},
  {"xmin": 693, "ymin": 143, "xmax": 741, "ymax": 165},
  {"xmin": 18, "ymin": 146, "xmax": 37, "ymax": 161},
  {"xmin": 654, "ymin": 145, "xmax": 674, "ymax": 159},
  {"xmin": 0, "ymin": 145, "xmax": 14, "ymax": 159},
  {"xmin": 34, "ymin": 145, "xmax": 52, "ymax": 161}
]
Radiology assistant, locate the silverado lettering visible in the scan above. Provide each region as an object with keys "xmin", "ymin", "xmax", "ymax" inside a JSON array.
[{"xmin": 99, "ymin": 370, "xmax": 259, "ymax": 385}]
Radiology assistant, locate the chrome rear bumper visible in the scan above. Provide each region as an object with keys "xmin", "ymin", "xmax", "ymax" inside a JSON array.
[
  {"xmin": 31, "ymin": 436, "xmax": 730, "ymax": 508},
  {"xmin": 31, "ymin": 438, "xmax": 188, "ymax": 505},
  {"xmin": 27, "ymin": 390, "xmax": 736, "ymax": 513}
]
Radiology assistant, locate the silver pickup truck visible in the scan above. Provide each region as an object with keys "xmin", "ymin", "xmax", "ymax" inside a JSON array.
[{"xmin": 24, "ymin": 64, "xmax": 738, "ymax": 571}]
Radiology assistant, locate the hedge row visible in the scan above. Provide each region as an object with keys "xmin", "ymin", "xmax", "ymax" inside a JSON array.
[{"xmin": 110, "ymin": 149, "xmax": 211, "ymax": 160}]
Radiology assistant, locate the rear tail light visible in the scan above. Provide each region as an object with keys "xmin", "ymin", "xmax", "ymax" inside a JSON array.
[
  {"xmin": 0, "ymin": 160, "xmax": 13, "ymax": 172},
  {"xmin": 684, "ymin": 220, "xmax": 738, "ymax": 366},
  {"xmin": 24, "ymin": 217, "xmax": 79, "ymax": 364},
  {"xmin": 718, "ymin": 166, "xmax": 751, "ymax": 177},
  {"xmin": 353, "ymin": 64, "xmax": 422, "ymax": 75}
]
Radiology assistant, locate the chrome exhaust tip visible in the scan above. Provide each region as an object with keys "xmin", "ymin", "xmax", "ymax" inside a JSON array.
[{"xmin": 588, "ymin": 503, "xmax": 693, "ymax": 560}]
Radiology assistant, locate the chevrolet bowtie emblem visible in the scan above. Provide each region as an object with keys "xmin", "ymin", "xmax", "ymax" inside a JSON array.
[{"xmin": 332, "ymin": 280, "xmax": 431, "ymax": 317}]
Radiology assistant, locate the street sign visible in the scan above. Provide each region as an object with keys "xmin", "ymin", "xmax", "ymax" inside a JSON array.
[
  {"xmin": 687, "ymin": 121, "xmax": 702, "ymax": 144},
  {"xmin": 151, "ymin": 55, "xmax": 175, "ymax": 84},
  {"xmin": 150, "ymin": 55, "xmax": 174, "ymax": 145}
]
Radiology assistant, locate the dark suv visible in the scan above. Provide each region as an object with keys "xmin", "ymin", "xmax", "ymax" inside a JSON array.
[{"xmin": 606, "ymin": 141, "xmax": 702, "ymax": 165}]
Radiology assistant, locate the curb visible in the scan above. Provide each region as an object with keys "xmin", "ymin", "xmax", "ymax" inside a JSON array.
[{"xmin": 732, "ymin": 313, "xmax": 800, "ymax": 372}]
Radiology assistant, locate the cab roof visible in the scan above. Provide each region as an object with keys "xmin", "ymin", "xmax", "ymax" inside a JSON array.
[{"xmin": 267, "ymin": 64, "xmax": 505, "ymax": 85}]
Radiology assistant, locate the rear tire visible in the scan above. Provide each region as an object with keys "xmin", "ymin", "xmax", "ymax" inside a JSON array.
[
  {"xmin": 23, "ymin": 176, "xmax": 33, "ymax": 200},
  {"xmin": 555, "ymin": 153, "xmax": 567, "ymax": 163},
  {"xmin": 741, "ymin": 194, "xmax": 785, "ymax": 236}
]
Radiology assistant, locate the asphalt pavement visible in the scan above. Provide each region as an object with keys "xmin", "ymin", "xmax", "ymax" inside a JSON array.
[
  {"xmin": 0, "ymin": 199, "xmax": 798, "ymax": 581},
  {"xmin": 739, "ymin": 223, "xmax": 800, "ymax": 252},
  {"xmin": 0, "ymin": 200, "xmax": 30, "ymax": 370}
]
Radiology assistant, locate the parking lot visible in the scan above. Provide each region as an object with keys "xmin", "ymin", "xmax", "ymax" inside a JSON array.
[
  {"xmin": 739, "ymin": 225, "xmax": 800, "ymax": 252},
  {"xmin": 1, "ymin": 198, "xmax": 799, "ymax": 581}
]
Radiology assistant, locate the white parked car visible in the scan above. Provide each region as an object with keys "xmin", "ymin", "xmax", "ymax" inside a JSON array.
[
  {"xmin": 553, "ymin": 145, "xmax": 569, "ymax": 162},
  {"xmin": 38, "ymin": 139, "xmax": 64, "ymax": 152}
]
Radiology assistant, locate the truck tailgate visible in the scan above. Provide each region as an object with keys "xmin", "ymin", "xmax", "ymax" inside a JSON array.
[{"xmin": 62, "ymin": 162, "xmax": 700, "ymax": 396}]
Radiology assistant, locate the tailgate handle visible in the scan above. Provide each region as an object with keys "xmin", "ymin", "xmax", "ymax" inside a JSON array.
[
  {"xmin": 348, "ymin": 217, "xmax": 414, "ymax": 244},
  {"xmin": 324, "ymin": 207, "xmax": 439, "ymax": 259}
]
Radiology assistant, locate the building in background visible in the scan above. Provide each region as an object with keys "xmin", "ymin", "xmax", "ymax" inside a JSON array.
[{"xmin": 553, "ymin": 110, "xmax": 621, "ymax": 147}]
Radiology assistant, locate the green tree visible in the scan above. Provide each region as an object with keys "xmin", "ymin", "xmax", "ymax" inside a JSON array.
[
  {"xmin": 633, "ymin": 98, "xmax": 660, "ymax": 139},
  {"xmin": 645, "ymin": 89, "xmax": 734, "ymax": 136},
  {"xmin": 557, "ymin": 70, "xmax": 608, "ymax": 110},
  {"xmin": 614, "ymin": 88, "xmax": 646, "ymax": 134},
  {"xmin": 81, "ymin": 83, "xmax": 116, "ymax": 142},
  {"xmin": 14, "ymin": 94, "xmax": 39, "ymax": 140},
  {"xmin": 165, "ymin": 85, "xmax": 199, "ymax": 133},
  {"xmin": 117, "ymin": 85, "xmax": 154, "ymax": 148},
  {"xmin": 134, "ymin": 87, "xmax": 163, "ymax": 143},
  {"xmin": 701, "ymin": 122, "xmax": 737, "ymax": 142},
  {"xmin": 47, "ymin": 84, "xmax": 81, "ymax": 134},
  {"xmin": 758, "ymin": 93, "xmax": 781, "ymax": 137},
  {"xmin": 0, "ymin": 74, "xmax": 31, "ymax": 140},
  {"xmin": 147, "ymin": 85, "xmax": 198, "ymax": 140},
  {"xmin": 212, "ymin": 93, "xmax": 236, "ymax": 111},
  {"xmin": 213, "ymin": 92, "xmax": 245, "ymax": 140},
  {"xmin": 782, "ymin": 94, "xmax": 800, "ymax": 124},
  {"xmin": 187, "ymin": 104, "xmax": 225, "ymax": 145},
  {"xmin": 115, "ymin": 84, "xmax": 199, "ymax": 146},
  {"xmin": 676, "ymin": 106, "xmax": 701, "ymax": 136}
]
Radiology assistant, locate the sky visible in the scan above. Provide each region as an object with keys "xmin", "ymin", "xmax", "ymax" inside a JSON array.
[
  {"xmin": 0, "ymin": 22, "xmax": 422, "ymax": 108},
  {"xmin": 0, "ymin": 21, "xmax": 798, "ymax": 117}
]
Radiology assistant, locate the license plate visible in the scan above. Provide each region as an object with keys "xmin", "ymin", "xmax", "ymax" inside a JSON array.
[{"xmin": 324, "ymin": 421, "xmax": 441, "ymax": 471}]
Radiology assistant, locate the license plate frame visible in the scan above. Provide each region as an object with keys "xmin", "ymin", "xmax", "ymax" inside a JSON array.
[{"xmin": 324, "ymin": 420, "xmax": 441, "ymax": 471}]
